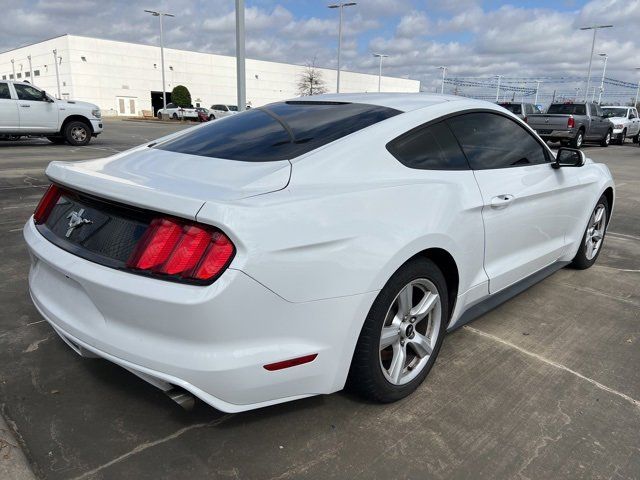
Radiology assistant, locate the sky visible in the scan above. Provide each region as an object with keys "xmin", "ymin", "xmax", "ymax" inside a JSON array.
[{"xmin": 1, "ymin": 0, "xmax": 639, "ymax": 101}]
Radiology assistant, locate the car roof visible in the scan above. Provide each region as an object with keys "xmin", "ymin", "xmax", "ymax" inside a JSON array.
[{"xmin": 291, "ymin": 92, "xmax": 491, "ymax": 113}]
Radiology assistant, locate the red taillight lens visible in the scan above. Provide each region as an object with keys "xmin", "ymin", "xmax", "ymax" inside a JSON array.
[
  {"xmin": 127, "ymin": 217, "xmax": 235, "ymax": 283},
  {"xmin": 567, "ymin": 116, "xmax": 575, "ymax": 129},
  {"xmin": 33, "ymin": 184, "xmax": 63, "ymax": 224}
]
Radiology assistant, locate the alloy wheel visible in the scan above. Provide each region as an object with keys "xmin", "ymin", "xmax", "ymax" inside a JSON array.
[
  {"xmin": 71, "ymin": 126, "xmax": 87, "ymax": 143},
  {"xmin": 585, "ymin": 204, "xmax": 607, "ymax": 260},
  {"xmin": 379, "ymin": 279, "xmax": 441, "ymax": 385}
]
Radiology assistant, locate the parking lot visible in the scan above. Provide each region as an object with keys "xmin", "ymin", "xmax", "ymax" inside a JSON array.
[{"xmin": 0, "ymin": 118, "xmax": 638, "ymax": 479}]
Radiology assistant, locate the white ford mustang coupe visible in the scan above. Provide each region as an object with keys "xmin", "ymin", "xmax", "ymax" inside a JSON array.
[{"xmin": 24, "ymin": 93, "xmax": 614, "ymax": 412}]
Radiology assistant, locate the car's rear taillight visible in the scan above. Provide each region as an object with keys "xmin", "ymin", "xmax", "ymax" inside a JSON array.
[
  {"xmin": 567, "ymin": 116, "xmax": 575, "ymax": 129},
  {"xmin": 33, "ymin": 184, "xmax": 63, "ymax": 224},
  {"xmin": 127, "ymin": 217, "xmax": 235, "ymax": 283}
]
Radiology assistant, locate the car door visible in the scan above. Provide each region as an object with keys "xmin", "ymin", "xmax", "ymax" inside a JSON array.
[
  {"xmin": 447, "ymin": 111, "xmax": 583, "ymax": 293},
  {"xmin": 0, "ymin": 82, "xmax": 19, "ymax": 132},
  {"xmin": 13, "ymin": 83, "xmax": 58, "ymax": 132},
  {"xmin": 628, "ymin": 109, "xmax": 640, "ymax": 136},
  {"xmin": 589, "ymin": 103, "xmax": 609, "ymax": 139}
]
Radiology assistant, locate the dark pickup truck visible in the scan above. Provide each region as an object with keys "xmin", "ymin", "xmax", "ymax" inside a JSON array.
[{"xmin": 527, "ymin": 102, "xmax": 613, "ymax": 148}]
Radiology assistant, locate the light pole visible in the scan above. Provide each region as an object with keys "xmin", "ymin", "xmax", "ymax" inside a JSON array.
[
  {"xmin": 534, "ymin": 80, "xmax": 541, "ymax": 105},
  {"xmin": 27, "ymin": 55, "xmax": 33, "ymax": 85},
  {"xmin": 328, "ymin": 2, "xmax": 357, "ymax": 93},
  {"xmin": 235, "ymin": 0, "xmax": 246, "ymax": 111},
  {"xmin": 11, "ymin": 59, "xmax": 15, "ymax": 79},
  {"xmin": 635, "ymin": 67, "xmax": 640, "ymax": 108},
  {"xmin": 372, "ymin": 53, "xmax": 388, "ymax": 92},
  {"xmin": 438, "ymin": 66, "xmax": 447, "ymax": 94},
  {"xmin": 597, "ymin": 53, "xmax": 608, "ymax": 104},
  {"xmin": 145, "ymin": 9, "xmax": 175, "ymax": 114},
  {"xmin": 495, "ymin": 75, "xmax": 502, "ymax": 102},
  {"xmin": 52, "ymin": 50, "xmax": 61, "ymax": 99},
  {"xmin": 580, "ymin": 24, "xmax": 613, "ymax": 102}
]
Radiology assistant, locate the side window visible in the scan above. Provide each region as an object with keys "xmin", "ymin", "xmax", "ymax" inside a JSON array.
[
  {"xmin": 447, "ymin": 112, "xmax": 548, "ymax": 170},
  {"xmin": 575, "ymin": 104, "xmax": 586, "ymax": 115},
  {"xmin": 221, "ymin": 105, "xmax": 229, "ymax": 112},
  {"xmin": 166, "ymin": 103, "xmax": 175, "ymax": 109},
  {"xmin": 633, "ymin": 109, "xmax": 639, "ymax": 119},
  {"xmin": 594, "ymin": 104, "xmax": 604, "ymax": 117},
  {"xmin": 13, "ymin": 84, "xmax": 44, "ymax": 101},
  {"xmin": 0, "ymin": 82, "xmax": 11, "ymax": 99},
  {"xmin": 386, "ymin": 121, "xmax": 469, "ymax": 170}
]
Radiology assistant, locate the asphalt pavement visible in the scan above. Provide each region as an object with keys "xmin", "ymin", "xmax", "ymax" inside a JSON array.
[{"xmin": 0, "ymin": 118, "xmax": 638, "ymax": 479}]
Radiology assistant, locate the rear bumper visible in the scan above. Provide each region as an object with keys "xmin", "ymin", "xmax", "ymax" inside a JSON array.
[
  {"xmin": 24, "ymin": 218, "xmax": 376, "ymax": 412},
  {"xmin": 536, "ymin": 129, "xmax": 574, "ymax": 140}
]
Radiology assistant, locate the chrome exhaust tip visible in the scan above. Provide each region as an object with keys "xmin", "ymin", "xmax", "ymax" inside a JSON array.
[{"xmin": 166, "ymin": 388, "xmax": 196, "ymax": 411}]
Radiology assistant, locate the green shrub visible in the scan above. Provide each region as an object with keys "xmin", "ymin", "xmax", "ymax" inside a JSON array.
[{"xmin": 171, "ymin": 85, "xmax": 192, "ymax": 107}]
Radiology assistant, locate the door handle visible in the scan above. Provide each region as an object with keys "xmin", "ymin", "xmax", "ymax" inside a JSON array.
[
  {"xmin": 20, "ymin": 104, "xmax": 30, "ymax": 108},
  {"xmin": 490, "ymin": 194, "xmax": 515, "ymax": 209}
]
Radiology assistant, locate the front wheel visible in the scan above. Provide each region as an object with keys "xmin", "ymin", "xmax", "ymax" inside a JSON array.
[
  {"xmin": 617, "ymin": 129, "xmax": 626, "ymax": 145},
  {"xmin": 600, "ymin": 130, "xmax": 611, "ymax": 147},
  {"xmin": 64, "ymin": 121, "xmax": 91, "ymax": 146},
  {"xmin": 633, "ymin": 130, "xmax": 639, "ymax": 143},
  {"xmin": 348, "ymin": 258, "xmax": 448, "ymax": 403},
  {"xmin": 571, "ymin": 195, "xmax": 609, "ymax": 270}
]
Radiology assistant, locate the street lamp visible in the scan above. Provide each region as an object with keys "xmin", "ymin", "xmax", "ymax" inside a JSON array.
[
  {"xmin": 534, "ymin": 80, "xmax": 542, "ymax": 105},
  {"xmin": 580, "ymin": 24, "xmax": 613, "ymax": 102},
  {"xmin": 597, "ymin": 53, "xmax": 608, "ymax": 104},
  {"xmin": 635, "ymin": 67, "xmax": 640, "ymax": 108},
  {"xmin": 438, "ymin": 66, "xmax": 447, "ymax": 94},
  {"xmin": 52, "ymin": 50, "xmax": 61, "ymax": 99},
  {"xmin": 10, "ymin": 59, "xmax": 15, "ymax": 79},
  {"xmin": 495, "ymin": 75, "xmax": 502, "ymax": 102},
  {"xmin": 328, "ymin": 2, "xmax": 357, "ymax": 93},
  {"xmin": 27, "ymin": 55, "xmax": 33, "ymax": 85},
  {"xmin": 145, "ymin": 9, "xmax": 175, "ymax": 115},
  {"xmin": 372, "ymin": 53, "xmax": 388, "ymax": 92},
  {"xmin": 235, "ymin": 0, "xmax": 246, "ymax": 111}
]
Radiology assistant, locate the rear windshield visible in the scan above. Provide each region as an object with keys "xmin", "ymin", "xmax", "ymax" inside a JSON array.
[
  {"xmin": 547, "ymin": 104, "xmax": 586, "ymax": 115},
  {"xmin": 155, "ymin": 101, "xmax": 400, "ymax": 161},
  {"xmin": 499, "ymin": 103, "xmax": 522, "ymax": 114}
]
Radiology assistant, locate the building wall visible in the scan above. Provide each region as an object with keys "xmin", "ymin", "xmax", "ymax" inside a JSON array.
[{"xmin": 0, "ymin": 35, "xmax": 420, "ymax": 116}]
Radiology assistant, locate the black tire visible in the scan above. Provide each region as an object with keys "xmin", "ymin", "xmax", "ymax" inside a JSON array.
[
  {"xmin": 47, "ymin": 136, "xmax": 66, "ymax": 144},
  {"xmin": 570, "ymin": 129, "xmax": 584, "ymax": 149},
  {"xmin": 347, "ymin": 258, "xmax": 448, "ymax": 403},
  {"xmin": 172, "ymin": 113, "xmax": 178, "ymax": 119},
  {"xmin": 619, "ymin": 129, "xmax": 626, "ymax": 145},
  {"xmin": 157, "ymin": 111, "xmax": 162, "ymax": 119},
  {"xmin": 63, "ymin": 121, "xmax": 91, "ymax": 146},
  {"xmin": 209, "ymin": 114, "xmax": 215, "ymax": 121},
  {"xmin": 633, "ymin": 131, "xmax": 639, "ymax": 143},
  {"xmin": 600, "ymin": 129, "xmax": 612, "ymax": 147},
  {"xmin": 571, "ymin": 194, "xmax": 609, "ymax": 270}
]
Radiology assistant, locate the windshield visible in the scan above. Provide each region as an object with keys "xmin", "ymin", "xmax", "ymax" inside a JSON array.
[
  {"xmin": 546, "ymin": 104, "xmax": 586, "ymax": 115},
  {"xmin": 601, "ymin": 107, "xmax": 627, "ymax": 118},
  {"xmin": 499, "ymin": 103, "xmax": 522, "ymax": 114},
  {"xmin": 155, "ymin": 101, "xmax": 400, "ymax": 161}
]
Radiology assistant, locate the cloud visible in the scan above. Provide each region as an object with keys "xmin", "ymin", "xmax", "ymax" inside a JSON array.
[{"xmin": 1, "ymin": 0, "xmax": 639, "ymax": 102}]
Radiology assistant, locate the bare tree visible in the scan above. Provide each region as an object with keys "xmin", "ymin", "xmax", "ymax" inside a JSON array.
[{"xmin": 297, "ymin": 59, "xmax": 328, "ymax": 96}]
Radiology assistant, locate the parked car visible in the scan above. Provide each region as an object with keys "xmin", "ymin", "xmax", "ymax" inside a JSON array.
[
  {"xmin": 24, "ymin": 94, "xmax": 614, "ymax": 412},
  {"xmin": 208, "ymin": 104, "xmax": 238, "ymax": 120},
  {"xmin": 601, "ymin": 106, "xmax": 640, "ymax": 144},
  {"xmin": 157, "ymin": 103, "xmax": 198, "ymax": 120},
  {"xmin": 0, "ymin": 81, "xmax": 102, "ymax": 145},
  {"xmin": 195, "ymin": 107, "xmax": 210, "ymax": 122},
  {"xmin": 498, "ymin": 102, "xmax": 542, "ymax": 121},
  {"xmin": 527, "ymin": 102, "xmax": 613, "ymax": 148}
]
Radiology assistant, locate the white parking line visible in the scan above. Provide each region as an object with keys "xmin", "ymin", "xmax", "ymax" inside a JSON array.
[
  {"xmin": 464, "ymin": 326, "xmax": 640, "ymax": 409},
  {"xmin": 608, "ymin": 231, "xmax": 640, "ymax": 241},
  {"xmin": 0, "ymin": 185, "xmax": 48, "ymax": 191},
  {"xmin": 2, "ymin": 203, "xmax": 38, "ymax": 210}
]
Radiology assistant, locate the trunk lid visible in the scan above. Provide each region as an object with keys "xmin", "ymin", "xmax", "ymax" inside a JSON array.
[{"xmin": 46, "ymin": 146, "xmax": 292, "ymax": 220}]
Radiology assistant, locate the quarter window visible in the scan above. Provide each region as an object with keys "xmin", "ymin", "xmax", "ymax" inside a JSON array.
[
  {"xmin": 386, "ymin": 121, "xmax": 469, "ymax": 170},
  {"xmin": 447, "ymin": 112, "xmax": 548, "ymax": 170},
  {"xmin": 14, "ymin": 84, "xmax": 45, "ymax": 101},
  {"xmin": 0, "ymin": 82, "xmax": 11, "ymax": 99}
]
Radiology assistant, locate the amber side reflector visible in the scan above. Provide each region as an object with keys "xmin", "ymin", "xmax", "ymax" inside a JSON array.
[{"xmin": 264, "ymin": 354, "xmax": 318, "ymax": 371}]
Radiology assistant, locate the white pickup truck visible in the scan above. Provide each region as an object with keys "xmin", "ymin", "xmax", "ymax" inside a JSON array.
[
  {"xmin": 601, "ymin": 106, "xmax": 640, "ymax": 144},
  {"xmin": 0, "ymin": 81, "xmax": 102, "ymax": 145}
]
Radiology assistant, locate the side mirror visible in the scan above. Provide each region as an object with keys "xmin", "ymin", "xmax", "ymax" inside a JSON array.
[
  {"xmin": 552, "ymin": 147, "xmax": 585, "ymax": 169},
  {"xmin": 41, "ymin": 90, "xmax": 52, "ymax": 102}
]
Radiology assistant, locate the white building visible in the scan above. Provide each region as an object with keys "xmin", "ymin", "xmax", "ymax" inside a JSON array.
[{"xmin": 0, "ymin": 34, "xmax": 420, "ymax": 116}]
